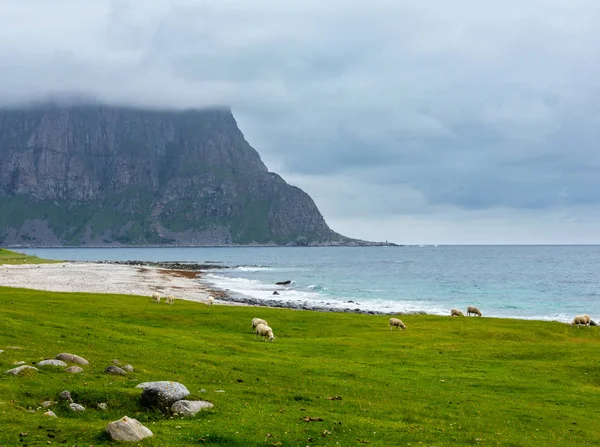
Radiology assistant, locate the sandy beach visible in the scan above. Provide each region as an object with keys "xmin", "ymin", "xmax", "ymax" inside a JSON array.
[{"xmin": 0, "ymin": 262, "xmax": 231, "ymax": 305}]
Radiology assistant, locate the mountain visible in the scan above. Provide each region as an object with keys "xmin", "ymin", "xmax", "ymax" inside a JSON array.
[{"xmin": 0, "ymin": 103, "xmax": 386, "ymax": 247}]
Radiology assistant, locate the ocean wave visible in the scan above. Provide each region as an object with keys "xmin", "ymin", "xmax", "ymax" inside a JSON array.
[{"xmin": 236, "ymin": 266, "xmax": 273, "ymax": 272}]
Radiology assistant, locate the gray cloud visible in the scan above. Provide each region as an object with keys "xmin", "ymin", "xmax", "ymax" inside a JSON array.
[{"xmin": 1, "ymin": 0, "xmax": 599, "ymax": 243}]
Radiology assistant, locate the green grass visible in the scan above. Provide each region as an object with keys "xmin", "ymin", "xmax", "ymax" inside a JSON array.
[
  {"xmin": 0, "ymin": 248, "xmax": 61, "ymax": 265},
  {"xmin": 1, "ymin": 286, "xmax": 600, "ymax": 446}
]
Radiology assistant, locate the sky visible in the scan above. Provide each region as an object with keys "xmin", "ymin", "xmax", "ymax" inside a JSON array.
[{"xmin": 1, "ymin": 0, "xmax": 599, "ymax": 244}]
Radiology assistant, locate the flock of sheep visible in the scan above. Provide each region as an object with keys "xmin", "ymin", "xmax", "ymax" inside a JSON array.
[{"xmin": 150, "ymin": 292, "xmax": 594, "ymax": 338}]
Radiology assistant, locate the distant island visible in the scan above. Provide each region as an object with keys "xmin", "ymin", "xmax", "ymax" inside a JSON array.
[{"xmin": 0, "ymin": 102, "xmax": 394, "ymax": 247}]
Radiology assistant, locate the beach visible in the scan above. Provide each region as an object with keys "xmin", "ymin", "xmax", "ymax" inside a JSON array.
[{"xmin": 0, "ymin": 261, "xmax": 230, "ymax": 305}]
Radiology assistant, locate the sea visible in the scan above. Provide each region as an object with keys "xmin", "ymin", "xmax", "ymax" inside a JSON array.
[{"xmin": 17, "ymin": 245, "xmax": 600, "ymax": 323}]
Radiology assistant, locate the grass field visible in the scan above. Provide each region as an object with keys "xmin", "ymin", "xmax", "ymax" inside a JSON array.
[
  {"xmin": 1, "ymin": 284, "xmax": 600, "ymax": 446},
  {"xmin": 0, "ymin": 248, "xmax": 61, "ymax": 265}
]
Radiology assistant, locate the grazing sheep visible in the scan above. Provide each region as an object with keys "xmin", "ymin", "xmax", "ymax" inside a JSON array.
[
  {"xmin": 255, "ymin": 323, "xmax": 275, "ymax": 342},
  {"xmin": 451, "ymin": 308, "xmax": 464, "ymax": 317},
  {"xmin": 571, "ymin": 315, "xmax": 590, "ymax": 327},
  {"xmin": 165, "ymin": 295, "xmax": 175, "ymax": 305},
  {"xmin": 151, "ymin": 292, "xmax": 161, "ymax": 304},
  {"xmin": 389, "ymin": 318, "xmax": 407, "ymax": 331},
  {"xmin": 252, "ymin": 318, "xmax": 268, "ymax": 333},
  {"xmin": 206, "ymin": 296, "xmax": 214, "ymax": 307},
  {"xmin": 467, "ymin": 306, "xmax": 482, "ymax": 317}
]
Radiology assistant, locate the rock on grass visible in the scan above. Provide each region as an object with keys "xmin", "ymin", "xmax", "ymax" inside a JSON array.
[
  {"xmin": 136, "ymin": 381, "xmax": 190, "ymax": 408},
  {"xmin": 55, "ymin": 353, "xmax": 89, "ymax": 365},
  {"xmin": 171, "ymin": 400, "xmax": 214, "ymax": 416},
  {"xmin": 106, "ymin": 416, "xmax": 153, "ymax": 442},
  {"xmin": 5, "ymin": 365, "xmax": 38, "ymax": 375}
]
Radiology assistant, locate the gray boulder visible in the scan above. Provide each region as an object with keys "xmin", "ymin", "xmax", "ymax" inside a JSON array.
[
  {"xmin": 106, "ymin": 416, "xmax": 153, "ymax": 442},
  {"xmin": 66, "ymin": 366, "xmax": 84, "ymax": 374},
  {"xmin": 97, "ymin": 403, "xmax": 108, "ymax": 411},
  {"xmin": 171, "ymin": 400, "xmax": 214, "ymax": 416},
  {"xmin": 69, "ymin": 403, "xmax": 85, "ymax": 412},
  {"xmin": 38, "ymin": 359, "xmax": 68, "ymax": 368},
  {"xmin": 5, "ymin": 365, "xmax": 38, "ymax": 375},
  {"xmin": 43, "ymin": 410, "xmax": 57, "ymax": 418},
  {"xmin": 55, "ymin": 353, "xmax": 89, "ymax": 365},
  {"xmin": 59, "ymin": 390, "xmax": 73, "ymax": 403},
  {"xmin": 105, "ymin": 365, "xmax": 127, "ymax": 375},
  {"xmin": 123, "ymin": 365, "xmax": 134, "ymax": 372},
  {"xmin": 41, "ymin": 401, "xmax": 54, "ymax": 408},
  {"xmin": 136, "ymin": 381, "xmax": 190, "ymax": 408}
]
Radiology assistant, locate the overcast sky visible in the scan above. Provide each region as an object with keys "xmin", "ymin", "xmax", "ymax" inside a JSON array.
[{"xmin": 1, "ymin": 0, "xmax": 599, "ymax": 244}]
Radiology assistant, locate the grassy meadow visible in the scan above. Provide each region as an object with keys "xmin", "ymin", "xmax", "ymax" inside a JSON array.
[{"xmin": 1, "ymin": 281, "xmax": 600, "ymax": 446}]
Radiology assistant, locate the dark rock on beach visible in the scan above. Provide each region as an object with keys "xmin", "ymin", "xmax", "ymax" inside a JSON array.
[{"xmin": 275, "ymin": 280, "xmax": 292, "ymax": 285}]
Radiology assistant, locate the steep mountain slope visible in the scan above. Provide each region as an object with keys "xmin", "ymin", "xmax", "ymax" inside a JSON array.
[{"xmin": 0, "ymin": 104, "xmax": 360, "ymax": 246}]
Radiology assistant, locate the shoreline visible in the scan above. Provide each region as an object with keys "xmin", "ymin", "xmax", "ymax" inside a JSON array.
[
  {"xmin": 0, "ymin": 260, "xmax": 579, "ymax": 322},
  {"xmin": 0, "ymin": 260, "xmax": 403, "ymax": 315}
]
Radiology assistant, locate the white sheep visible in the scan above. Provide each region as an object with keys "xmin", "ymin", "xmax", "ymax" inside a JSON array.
[
  {"xmin": 467, "ymin": 306, "xmax": 482, "ymax": 317},
  {"xmin": 255, "ymin": 323, "xmax": 275, "ymax": 342},
  {"xmin": 451, "ymin": 308, "xmax": 464, "ymax": 317},
  {"xmin": 206, "ymin": 296, "xmax": 214, "ymax": 307},
  {"xmin": 151, "ymin": 292, "xmax": 161, "ymax": 304},
  {"xmin": 165, "ymin": 295, "xmax": 175, "ymax": 305},
  {"xmin": 389, "ymin": 318, "xmax": 407, "ymax": 331},
  {"xmin": 571, "ymin": 315, "xmax": 590, "ymax": 327},
  {"xmin": 252, "ymin": 318, "xmax": 268, "ymax": 333}
]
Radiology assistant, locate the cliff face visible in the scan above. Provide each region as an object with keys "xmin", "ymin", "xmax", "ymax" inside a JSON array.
[{"xmin": 0, "ymin": 104, "xmax": 351, "ymax": 246}]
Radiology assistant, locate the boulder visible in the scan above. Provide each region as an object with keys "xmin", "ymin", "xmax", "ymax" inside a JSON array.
[
  {"xmin": 43, "ymin": 410, "xmax": 57, "ymax": 418},
  {"xmin": 275, "ymin": 280, "xmax": 291, "ymax": 285},
  {"xmin": 136, "ymin": 381, "xmax": 190, "ymax": 408},
  {"xmin": 123, "ymin": 365, "xmax": 134, "ymax": 372},
  {"xmin": 105, "ymin": 365, "xmax": 127, "ymax": 375},
  {"xmin": 59, "ymin": 390, "xmax": 73, "ymax": 403},
  {"xmin": 171, "ymin": 400, "xmax": 214, "ymax": 416},
  {"xmin": 590, "ymin": 320, "xmax": 597, "ymax": 326},
  {"xmin": 69, "ymin": 403, "xmax": 85, "ymax": 412},
  {"xmin": 12, "ymin": 361, "xmax": 25, "ymax": 365},
  {"xmin": 273, "ymin": 291, "xmax": 280, "ymax": 295},
  {"xmin": 66, "ymin": 366, "xmax": 84, "ymax": 374},
  {"xmin": 97, "ymin": 403, "xmax": 108, "ymax": 411},
  {"xmin": 41, "ymin": 401, "xmax": 54, "ymax": 408},
  {"xmin": 38, "ymin": 359, "xmax": 68, "ymax": 368},
  {"xmin": 106, "ymin": 416, "xmax": 153, "ymax": 442},
  {"xmin": 55, "ymin": 353, "xmax": 89, "ymax": 365},
  {"xmin": 5, "ymin": 365, "xmax": 38, "ymax": 375}
]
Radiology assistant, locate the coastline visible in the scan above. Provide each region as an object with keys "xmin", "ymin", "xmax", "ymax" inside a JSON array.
[{"xmin": 0, "ymin": 260, "xmax": 397, "ymax": 315}]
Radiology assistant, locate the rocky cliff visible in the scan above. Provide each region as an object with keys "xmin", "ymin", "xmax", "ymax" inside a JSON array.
[{"xmin": 0, "ymin": 104, "xmax": 369, "ymax": 247}]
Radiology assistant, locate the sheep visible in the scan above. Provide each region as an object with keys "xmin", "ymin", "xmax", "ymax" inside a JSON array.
[
  {"xmin": 571, "ymin": 315, "xmax": 590, "ymax": 327},
  {"xmin": 467, "ymin": 306, "xmax": 482, "ymax": 317},
  {"xmin": 389, "ymin": 318, "xmax": 407, "ymax": 331},
  {"xmin": 151, "ymin": 292, "xmax": 161, "ymax": 304},
  {"xmin": 451, "ymin": 308, "xmax": 464, "ymax": 317},
  {"xmin": 165, "ymin": 295, "xmax": 175, "ymax": 305},
  {"xmin": 255, "ymin": 323, "xmax": 275, "ymax": 342},
  {"xmin": 206, "ymin": 296, "xmax": 214, "ymax": 307},
  {"xmin": 252, "ymin": 318, "xmax": 268, "ymax": 333}
]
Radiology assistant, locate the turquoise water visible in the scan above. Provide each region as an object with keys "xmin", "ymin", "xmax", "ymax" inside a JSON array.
[{"xmin": 18, "ymin": 246, "xmax": 600, "ymax": 322}]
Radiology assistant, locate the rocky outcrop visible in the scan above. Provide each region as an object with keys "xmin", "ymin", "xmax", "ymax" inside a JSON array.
[{"xmin": 0, "ymin": 103, "xmax": 374, "ymax": 247}]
